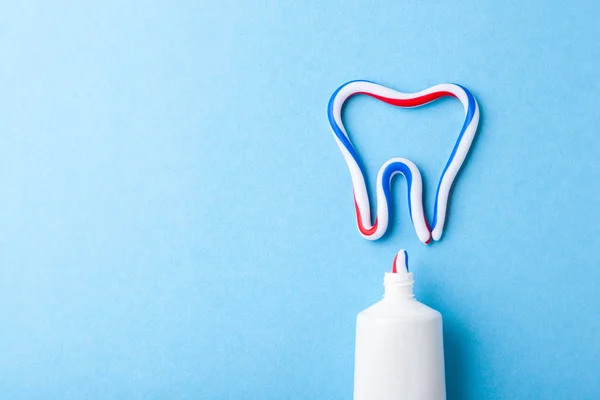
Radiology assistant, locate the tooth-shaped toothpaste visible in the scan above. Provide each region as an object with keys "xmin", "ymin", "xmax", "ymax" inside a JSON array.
[{"xmin": 327, "ymin": 80, "xmax": 480, "ymax": 243}]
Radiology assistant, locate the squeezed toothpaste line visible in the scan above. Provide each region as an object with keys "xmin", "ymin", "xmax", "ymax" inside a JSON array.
[{"xmin": 327, "ymin": 80, "xmax": 479, "ymax": 244}]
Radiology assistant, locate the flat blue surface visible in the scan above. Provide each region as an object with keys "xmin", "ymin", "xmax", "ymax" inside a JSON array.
[{"xmin": 1, "ymin": 1, "xmax": 599, "ymax": 399}]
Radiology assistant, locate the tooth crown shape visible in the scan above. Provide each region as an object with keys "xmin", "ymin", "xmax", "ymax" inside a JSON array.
[{"xmin": 327, "ymin": 80, "xmax": 480, "ymax": 244}]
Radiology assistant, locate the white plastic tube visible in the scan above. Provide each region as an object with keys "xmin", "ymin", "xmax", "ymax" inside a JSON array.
[{"xmin": 354, "ymin": 261, "xmax": 446, "ymax": 400}]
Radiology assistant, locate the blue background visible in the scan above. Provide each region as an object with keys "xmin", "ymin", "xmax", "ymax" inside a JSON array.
[{"xmin": 1, "ymin": 1, "xmax": 599, "ymax": 399}]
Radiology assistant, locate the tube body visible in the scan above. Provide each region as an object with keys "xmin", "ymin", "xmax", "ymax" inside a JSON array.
[{"xmin": 353, "ymin": 272, "xmax": 446, "ymax": 400}]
